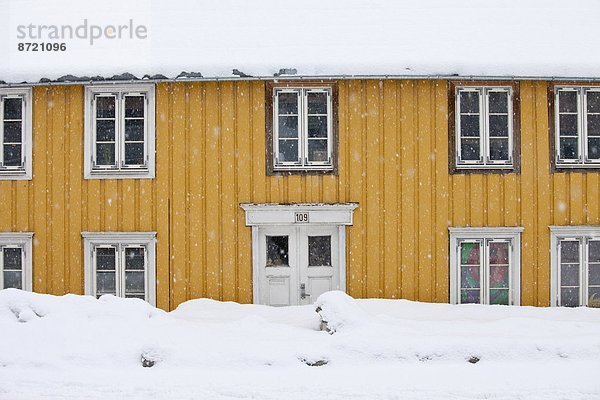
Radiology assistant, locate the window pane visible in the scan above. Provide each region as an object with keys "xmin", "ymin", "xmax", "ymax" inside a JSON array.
[
  {"xmin": 125, "ymin": 271, "xmax": 145, "ymax": 293},
  {"xmin": 460, "ymin": 138, "xmax": 480, "ymax": 161},
  {"xmin": 3, "ymin": 144, "xmax": 22, "ymax": 166},
  {"xmin": 3, "ymin": 271, "xmax": 22, "ymax": 289},
  {"xmin": 489, "ymin": 289, "xmax": 509, "ymax": 305},
  {"xmin": 96, "ymin": 120, "xmax": 116, "ymax": 141},
  {"xmin": 278, "ymin": 116, "xmax": 298, "ymax": 138},
  {"xmin": 461, "ymin": 242, "xmax": 480, "ymax": 265},
  {"xmin": 3, "ymin": 98, "xmax": 22, "ymax": 120},
  {"xmin": 459, "ymin": 91, "xmax": 480, "ymax": 113},
  {"xmin": 96, "ymin": 97, "xmax": 116, "ymax": 118},
  {"xmin": 308, "ymin": 236, "xmax": 331, "ymax": 266},
  {"xmin": 461, "ymin": 289, "xmax": 480, "ymax": 304},
  {"xmin": 277, "ymin": 92, "xmax": 298, "ymax": 115},
  {"xmin": 489, "ymin": 242, "xmax": 509, "ymax": 264},
  {"xmin": 558, "ymin": 90, "xmax": 578, "ymax": 113},
  {"xmin": 308, "ymin": 139, "xmax": 328, "ymax": 162},
  {"xmin": 588, "ymin": 287, "xmax": 600, "ymax": 308},
  {"xmin": 560, "ymin": 241, "xmax": 579, "ymax": 263},
  {"xmin": 587, "ymin": 91, "xmax": 600, "ymax": 113},
  {"xmin": 489, "ymin": 139, "xmax": 509, "ymax": 161},
  {"xmin": 266, "ymin": 236, "xmax": 288, "ymax": 267},
  {"xmin": 124, "ymin": 143, "xmax": 145, "ymax": 165},
  {"xmin": 96, "ymin": 271, "xmax": 116, "ymax": 294},
  {"xmin": 125, "ymin": 119, "xmax": 144, "ymax": 141},
  {"xmin": 278, "ymin": 140, "xmax": 298, "ymax": 163},
  {"xmin": 490, "ymin": 266, "xmax": 509, "ymax": 288},
  {"xmin": 561, "ymin": 264, "xmax": 579, "ymax": 286},
  {"xmin": 3, "ymin": 248, "xmax": 22, "ymax": 270},
  {"xmin": 125, "ymin": 247, "xmax": 145, "ymax": 270},
  {"xmin": 588, "ymin": 138, "xmax": 600, "ymax": 160},
  {"xmin": 587, "ymin": 115, "xmax": 600, "ymax": 136},
  {"xmin": 307, "ymin": 116, "xmax": 328, "ymax": 138},
  {"xmin": 125, "ymin": 96, "xmax": 145, "ymax": 118},
  {"xmin": 589, "ymin": 241, "xmax": 600, "ymax": 262},
  {"xmin": 96, "ymin": 247, "xmax": 116, "ymax": 270},
  {"xmin": 96, "ymin": 143, "xmax": 116, "ymax": 166},
  {"xmin": 589, "ymin": 264, "xmax": 600, "ymax": 286},
  {"xmin": 488, "ymin": 115, "xmax": 509, "ymax": 137},
  {"xmin": 3, "ymin": 121, "xmax": 23, "ymax": 143},
  {"xmin": 307, "ymin": 92, "xmax": 328, "ymax": 114},
  {"xmin": 561, "ymin": 288, "xmax": 580, "ymax": 307},
  {"xmin": 461, "ymin": 266, "xmax": 480, "ymax": 289},
  {"xmin": 460, "ymin": 115, "xmax": 480, "ymax": 137},
  {"xmin": 559, "ymin": 114, "xmax": 578, "ymax": 136},
  {"xmin": 559, "ymin": 138, "xmax": 578, "ymax": 160},
  {"xmin": 488, "ymin": 91, "xmax": 508, "ymax": 113}
]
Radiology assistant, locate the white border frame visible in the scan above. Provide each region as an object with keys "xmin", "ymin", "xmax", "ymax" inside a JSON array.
[
  {"xmin": 0, "ymin": 88, "xmax": 33, "ymax": 180},
  {"xmin": 449, "ymin": 227, "xmax": 523, "ymax": 305},
  {"xmin": 549, "ymin": 225, "xmax": 600, "ymax": 306},
  {"xmin": 82, "ymin": 232, "xmax": 157, "ymax": 305},
  {"xmin": 0, "ymin": 232, "xmax": 33, "ymax": 290},
  {"xmin": 84, "ymin": 84, "xmax": 155, "ymax": 179},
  {"xmin": 241, "ymin": 203, "xmax": 357, "ymax": 304}
]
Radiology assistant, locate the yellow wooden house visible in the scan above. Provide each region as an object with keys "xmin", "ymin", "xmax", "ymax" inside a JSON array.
[{"xmin": 1, "ymin": 76, "xmax": 599, "ymax": 310}]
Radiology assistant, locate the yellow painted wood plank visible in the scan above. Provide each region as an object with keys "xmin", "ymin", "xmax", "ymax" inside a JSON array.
[
  {"xmin": 400, "ymin": 81, "xmax": 416, "ymax": 300},
  {"xmin": 586, "ymin": 174, "xmax": 599, "ymax": 224},
  {"xmin": 337, "ymin": 81, "xmax": 349, "ymax": 203},
  {"xmin": 0, "ymin": 182, "xmax": 12, "ymax": 231},
  {"xmin": 553, "ymin": 173, "xmax": 569, "ymax": 225},
  {"xmin": 220, "ymin": 82, "xmax": 237, "ymax": 301},
  {"xmin": 503, "ymin": 174, "xmax": 520, "ymax": 226},
  {"xmin": 382, "ymin": 80, "xmax": 398, "ymax": 298},
  {"xmin": 251, "ymin": 82, "xmax": 267, "ymax": 204},
  {"xmin": 486, "ymin": 175, "xmax": 503, "ymax": 226},
  {"xmin": 469, "ymin": 175, "xmax": 485, "ymax": 226},
  {"xmin": 569, "ymin": 174, "xmax": 585, "ymax": 225},
  {"xmin": 50, "ymin": 87, "xmax": 66, "ymax": 294},
  {"xmin": 138, "ymin": 180, "xmax": 154, "ymax": 231},
  {"xmin": 15, "ymin": 181, "xmax": 29, "ymax": 231}
]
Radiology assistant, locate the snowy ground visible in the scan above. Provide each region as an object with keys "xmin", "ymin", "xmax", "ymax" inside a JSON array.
[{"xmin": 0, "ymin": 289, "xmax": 599, "ymax": 400}]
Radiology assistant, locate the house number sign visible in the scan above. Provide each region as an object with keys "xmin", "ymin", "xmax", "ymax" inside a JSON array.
[{"xmin": 294, "ymin": 212, "xmax": 309, "ymax": 223}]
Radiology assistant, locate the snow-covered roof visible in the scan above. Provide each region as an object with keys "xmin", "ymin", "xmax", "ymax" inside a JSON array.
[{"xmin": 1, "ymin": 0, "xmax": 599, "ymax": 84}]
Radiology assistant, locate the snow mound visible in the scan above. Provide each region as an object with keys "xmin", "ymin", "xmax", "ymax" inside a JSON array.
[{"xmin": 315, "ymin": 291, "xmax": 372, "ymax": 333}]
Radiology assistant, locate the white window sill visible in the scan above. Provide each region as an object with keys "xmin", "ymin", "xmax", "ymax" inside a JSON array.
[
  {"xmin": 0, "ymin": 170, "xmax": 32, "ymax": 180},
  {"xmin": 85, "ymin": 169, "xmax": 154, "ymax": 180}
]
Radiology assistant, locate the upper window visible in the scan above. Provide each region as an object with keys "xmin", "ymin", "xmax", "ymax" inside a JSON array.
[
  {"xmin": 84, "ymin": 84, "xmax": 155, "ymax": 179},
  {"xmin": 454, "ymin": 86, "xmax": 515, "ymax": 170},
  {"xmin": 82, "ymin": 232, "xmax": 156, "ymax": 305},
  {"xmin": 554, "ymin": 87, "xmax": 600, "ymax": 168},
  {"xmin": 550, "ymin": 226, "xmax": 600, "ymax": 307},
  {"xmin": 0, "ymin": 233, "xmax": 33, "ymax": 290},
  {"xmin": 267, "ymin": 83, "xmax": 337, "ymax": 174},
  {"xmin": 0, "ymin": 88, "xmax": 32, "ymax": 180},
  {"xmin": 449, "ymin": 227, "xmax": 523, "ymax": 305}
]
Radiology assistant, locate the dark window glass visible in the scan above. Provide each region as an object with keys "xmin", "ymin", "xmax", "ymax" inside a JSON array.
[
  {"xmin": 277, "ymin": 92, "xmax": 298, "ymax": 115},
  {"xmin": 3, "ymin": 144, "xmax": 22, "ymax": 166},
  {"xmin": 307, "ymin": 92, "xmax": 328, "ymax": 114},
  {"xmin": 488, "ymin": 115, "xmax": 509, "ymax": 137},
  {"xmin": 307, "ymin": 116, "xmax": 328, "ymax": 138},
  {"xmin": 96, "ymin": 272, "xmax": 116, "ymax": 295},
  {"xmin": 459, "ymin": 91, "xmax": 480, "ymax": 114},
  {"xmin": 96, "ymin": 96, "xmax": 116, "ymax": 118},
  {"xmin": 560, "ymin": 138, "xmax": 578, "ymax": 160},
  {"xmin": 125, "ymin": 271, "xmax": 145, "ymax": 294},
  {"xmin": 3, "ymin": 248, "xmax": 22, "ymax": 270},
  {"xmin": 96, "ymin": 247, "xmax": 116, "ymax": 270},
  {"xmin": 124, "ymin": 143, "xmax": 145, "ymax": 166},
  {"xmin": 489, "ymin": 139, "xmax": 509, "ymax": 161},
  {"xmin": 125, "ymin": 247, "xmax": 145, "ymax": 270},
  {"xmin": 125, "ymin": 119, "xmax": 144, "ymax": 142},
  {"xmin": 96, "ymin": 120, "xmax": 116, "ymax": 142},
  {"xmin": 278, "ymin": 140, "xmax": 298, "ymax": 163},
  {"xmin": 278, "ymin": 116, "xmax": 298, "ymax": 138},
  {"xmin": 561, "ymin": 288, "xmax": 579, "ymax": 307},
  {"xmin": 587, "ymin": 115, "xmax": 600, "ymax": 136},
  {"xmin": 489, "ymin": 289, "xmax": 509, "ymax": 305},
  {"xmin": 460, "ymin": 139, "xmax": 480, "ymax": 161},
  {"xmin": 587, "ymin": 91, "xmax": 600, "ymax": 113},
  {"xmin": 308, "ymin": 139, "xmax": 328, "ymax": 162},
  {"xmin": 558, "ymin": 91, "xmax": 578, "ymax": 113},
  {"xmin": 3, "ymin": 121, "xmax": 22, "ymax": 143},
  {"xmin": 96, "ymin": 143, "xmax": 116, "ymax": 166},
  {"xmin": 308, "ymin": 236, "xmax": 331, "ymax": 266},
  {"xmin": 559, "ymin": 114, "xmax": 578, "ymax": 136},
  {"xmin": 266, "ymin": 236, "xmax": 288, "ymax": 267},
  {"xmin": 3, "ymin": 98, "xmax": 22, "ymax": 120},
  {"xmin": 124, "ymin": 96, "xmax": 145, "ymax": 118},
  {"xmin": 460, "ymin": 115, "xmax": 480, "ymax": 137},
  {"xmin": 588, "ymin": 287, "xmax": 600, "ymax": 308},
  {"xmin": 588, "ymin": 138, "xmax": 600, "ymax": 160},
  {"xmin": 488, "ymin": 91, "xmax": 508, "ymax": 114},
  {"xmin": 3, "ymin": 271, "xmax": 22, "ymax": 289}
]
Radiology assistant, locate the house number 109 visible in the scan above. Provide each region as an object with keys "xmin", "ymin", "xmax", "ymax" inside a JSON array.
[{"xmin": 294, "ymin": 212, "xmax": 309, "ymax": 223}]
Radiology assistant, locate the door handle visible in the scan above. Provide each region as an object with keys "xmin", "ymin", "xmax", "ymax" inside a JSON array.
[{"xmin": 300, "ymin": 283, "xmax": 310, "ymax": 299}]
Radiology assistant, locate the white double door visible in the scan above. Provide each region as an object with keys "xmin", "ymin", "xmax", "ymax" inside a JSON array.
[{"xmin": 257, "ymin": 225, "xmax": 340, "ymax": 306}]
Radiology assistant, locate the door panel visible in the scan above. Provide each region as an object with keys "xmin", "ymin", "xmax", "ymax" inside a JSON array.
[
  {"xmin": 258, "ymin": 227, "xmax": 297, "ymax": 306},
  {"xmin": 299, "ymin": 226, "xmax": 340, "ymax": 305}
]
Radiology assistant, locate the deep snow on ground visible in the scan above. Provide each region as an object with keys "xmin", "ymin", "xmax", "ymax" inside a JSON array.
[
  {"xmin": 0, "ymin": 289, "xmax": 599, "ymax": 400},
  {"xmin": 1, "ymin": 0, "xmax": 600, "ymax": 82}
]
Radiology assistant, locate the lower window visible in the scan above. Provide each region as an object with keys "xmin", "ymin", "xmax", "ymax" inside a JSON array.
[
  {"xmin": 550, "ymin": 227, "xmax": 600, "ymax": 307},
  {"xmin": 449, "ymin": 227, "xmax": 522, "ymax": 305},
  {"xmin": 82, "ymin": 232, "xmax": 156, "ymax": 305},
  {"xmin": 0, "ymin": 233, "xmax": 33, "ymax": 290}
]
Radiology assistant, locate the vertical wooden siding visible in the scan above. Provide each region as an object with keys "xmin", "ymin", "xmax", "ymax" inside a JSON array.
[{"xmin": 0, "ymin": 80, "xmax": 596, "ymax": 309}]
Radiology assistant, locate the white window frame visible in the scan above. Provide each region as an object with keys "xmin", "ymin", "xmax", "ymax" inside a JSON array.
[
  {"xmin": 455, "ymin": 86, "xmax": 514, "ymax": 169},
  {"xmin": 550, "ymin": 226, "xmax": 600, "ymax": 307},
  {"xmin": 84, "ymin": 84, "xmax": 155, "ymax": 179},
  {"xmin": 554, "ymin": 86, "xmax": 600, "ymax": 167},
  {"xmin": 82, "ymin": 232, "xmax": 157, "ymax": 305},
  {"xmin": 273, "ymin": 87, "xmax": 333, "ymax": 171},
  {"xmin": 449, "ymin": 227, "xmax": 523, "ymax": 305},
  {"xmin": 0, "ymin": 232, "xmax": 33, "ymax": 290},
  {"xmin": 0, "ymin": 88, "xmax": 33, "ymax": 180}
]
